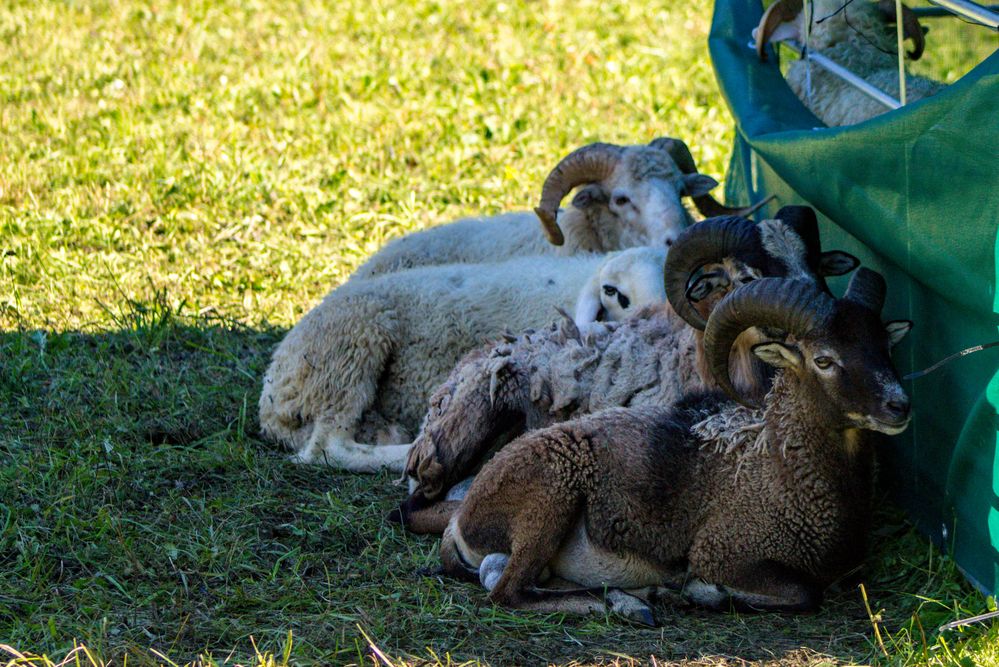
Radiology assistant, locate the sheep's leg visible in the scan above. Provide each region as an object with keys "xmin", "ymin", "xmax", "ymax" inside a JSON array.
[
  {"xmin": 482, "ymin": 554, "xmax": 653, "ymax": 625},
  {"xmin": 302, "ymin": 428, "xmax": 412, "ymax": 473},
  {"xmin": 282, "ymin": 297, "xmax": 403, "ymax": 471},
  {"xmin": 507, "ymin": 588, "xmax": 655, "ymax": 626},
  {"xmin": 390, "ymin": 498, "xmax": 462, "ymax": 535},
  {"xmin": 684, "ymin": 561, "xmax": 821, "ymax": 613},
  {"xmin": 477, "ymin": 488, "xmax": 653, "ymax": 624}
]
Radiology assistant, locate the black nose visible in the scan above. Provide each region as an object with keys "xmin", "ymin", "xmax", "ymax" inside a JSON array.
[
  {"xmin": 665, "ymin": 238, "xmax": 674, "ymax": 247},
  {"xmin": 885, "ymin": 398, "xmax": 910, "ymax": 420}
]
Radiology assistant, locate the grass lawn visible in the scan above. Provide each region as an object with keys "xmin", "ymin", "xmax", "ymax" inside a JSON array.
[{"xmin": 1, "ymin": 0, "xmax": 997, "ymax": 664}]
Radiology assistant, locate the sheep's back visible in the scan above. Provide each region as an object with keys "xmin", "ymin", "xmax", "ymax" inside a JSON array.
[
  {"xmin": 351, "ymin": 212, "xmax": 553, "ymax": 279},
  {"xmin": 369, "ymin": 255, "xmax": 605, "ymax": 431}
]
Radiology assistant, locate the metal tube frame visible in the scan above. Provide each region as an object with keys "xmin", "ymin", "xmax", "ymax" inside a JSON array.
[
  {"xmin": 926, "ymin": 0, "xmax": 999, "ymax": 29},
  {"xmin": 749, "ymin": 0, "xmax": 999, "ymax": 115},
  {"xmin": 770, "ymin": 39, "xmax": 902, "ymax": 110},
  {"xmin": 913, "ymin": 3, "xmax": 999, "ymax": 17}
]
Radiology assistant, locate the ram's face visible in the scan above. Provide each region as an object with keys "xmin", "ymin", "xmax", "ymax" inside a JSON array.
[
  {"xmin": 754, "ymin": 303, "xmax": 913, "ymax": 435},
  {"xmin": 606, "ymin": 174, "xmax": 691, "ymax": 250}
]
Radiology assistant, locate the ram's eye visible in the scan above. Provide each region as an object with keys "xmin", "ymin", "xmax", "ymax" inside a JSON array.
[
  {"xmin": 613, "ymin": 195, "xmax": 630, "ymax": 207},
  {"xmin": 602, "ymin": 285, "xmax": 617, "ymax": 297},
  {"xmin": 814, "ymin": 356, "xmax": 834, "ymax": 369}
]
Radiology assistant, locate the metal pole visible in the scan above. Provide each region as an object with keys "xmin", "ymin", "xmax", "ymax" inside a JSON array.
[
  {"xmin": 778, "ymin": 39, "xmax": 902, "ymax": 110},
  {"xmin": 926, "ymin": 0, "xmax": 999, "ymax": 29},
  {"xmin": 913, "ymin": 3, "xmax": 999, "ymax": 16}
]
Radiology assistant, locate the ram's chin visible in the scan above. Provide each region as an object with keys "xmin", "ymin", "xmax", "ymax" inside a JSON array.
[{"xmin": 849, "ymin": 413, "xmax": 910, "ymax": 436}]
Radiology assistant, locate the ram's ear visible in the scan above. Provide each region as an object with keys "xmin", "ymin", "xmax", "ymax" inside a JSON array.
[
  {"xmin": 686, "ymin": 269, "xmax": 729, "ymax": 302},
  {"xmin": 573, "ymin": 274, "xmax": 603, "ymax": 328},
  {"xmin": 571, "ymin": 184, "xmax": 608, "ymax": 209},
  {"xmin": 818, "ymin": 251, "xmax": 860, "ymax": 276},
  {"xmin": 680, "ymin": 173, "xmax": 718, "ymax": 198},
  {"xmin": 752, "ymin": 341, "xmax": 802, "ymax": 369},
  {"xmin": 885, "ymin": 320, "xmax": 913, "ymax": 347}
]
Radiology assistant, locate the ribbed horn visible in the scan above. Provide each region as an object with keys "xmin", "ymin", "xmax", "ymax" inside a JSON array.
[
  {"xmin": 650, "ymin": 137, "xmax": 773, "ymax": 218},
  {"xmin": 704, "ymin": 278, "xmax": 834, "ymax": 407},
  {"xmin": 755, "ymin": 0, "xmax": 803, "ymax": 61},
  {"xmin": 663, "ymin": 215, "xmax": 760, "ymax": 330},
  {"xmin": 534, "ymin": 143, "xmax": 624, "ymax": 246},
  {"xmin": 878, "ymin": 0, "xmax": 925, "ymax": 60},
  {"xmin": 843, "ymin": 267, "xmax": 886, "ymax": 314}
]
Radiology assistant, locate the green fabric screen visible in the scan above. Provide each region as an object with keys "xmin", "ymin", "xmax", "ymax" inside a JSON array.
[{"xmin": 709, "ymin": 0, "xmax": 999, "ymax": 594}]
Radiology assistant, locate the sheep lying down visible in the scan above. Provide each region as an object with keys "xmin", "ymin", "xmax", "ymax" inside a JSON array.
[
  {"xmin": 440, "ymin": 272, "xmax": 913, "ymax": 623},
  {"xmin": 258, "ymin": 248, "xmax": 669, "ymax": 472},
  {"xmin": 396, "ymin": 209, "xmax": 861, "ymax": 522},
  {"xmin": 352, "ymin": 137, "xmax": 765, "ymax": 280}
]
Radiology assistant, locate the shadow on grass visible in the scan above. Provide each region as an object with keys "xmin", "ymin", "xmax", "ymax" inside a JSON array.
[{"xmin": 0, "ymin": 300, "xmax": 988, "ymax": 666}]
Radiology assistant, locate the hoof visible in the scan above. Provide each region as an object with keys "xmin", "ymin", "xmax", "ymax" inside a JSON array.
[
  {"xmin": 288, "ymin": 451, "xmax": 312, "ymax": 464},
  {"xmin": 479, "ymin": 553, "xmax": 510, "ymax": 591},
  {"xmin": 607, "ymin": 589, "xmax": 656, "ymax": 626}
]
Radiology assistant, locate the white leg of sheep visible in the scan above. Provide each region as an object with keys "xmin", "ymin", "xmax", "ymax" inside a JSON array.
[{"xmin": 294, "ymin": 423, "xmax": 413, "ymax": 473}]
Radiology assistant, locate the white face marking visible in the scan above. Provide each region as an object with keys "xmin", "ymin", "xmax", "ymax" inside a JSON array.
[
  {"xmin": 596, "ymin": 248, "xmax": 667, "ymax": 321},
  {"xmin": 758, "ymin": 220, "xmax": 811, "ymax": 280},
  {"xmin": 640, "ymin": 183, "xmax": 689, "ymax": 248},
  {"xmin": 611, "ymin": 177, "xmax": 690, "ymax": 248},
  {"xmin": 846, "ymin": 369, "xmax": 910, "ymax": 434}
]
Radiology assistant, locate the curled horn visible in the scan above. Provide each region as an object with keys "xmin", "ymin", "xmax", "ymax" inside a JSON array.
[
  {"xmin": 755, "ymin": 0, "xmax": 804, "ymax": 61},
  {"xmin": 704, "ymin": 278, "xmax": 834, "ymax": 407},
  {"xmin": 534, "ymin": 143, "xmax": 624, "ymax": 246},
  {"xmin": 877, "ymin": 0, "xmax": 925, "ymax": 60},
  {"xmin": 663, "ymin": 215, "xmax": 760, "ymax": 331},
  {"xmin": 843, "ymin": 267, "xmax": 887, "ymax": 314},
  {"xmin": 650, "ymin": 137, "xmax": 773, "ymax": 218}
]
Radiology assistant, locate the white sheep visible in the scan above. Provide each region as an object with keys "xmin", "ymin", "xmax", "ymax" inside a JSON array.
[
  {"xmin": 352, "ymin": 138, "xmax": 765, "ymax": 280},
  {"xmin": 258, "ymin": 248, "xmax": 669, "ymax": 473},
  {"xmin": 755, "ymin": 0, "xmax": 944, "ymax": 126}
]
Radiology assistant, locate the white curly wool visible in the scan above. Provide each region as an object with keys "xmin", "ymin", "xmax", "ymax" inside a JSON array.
[
  {"xmin": 258, "ymin": 249, "xmax": 670, "ymax": 472},
  {"xmin": 776, "ymin": 0, "xmax": 944, "ymax": 126}
]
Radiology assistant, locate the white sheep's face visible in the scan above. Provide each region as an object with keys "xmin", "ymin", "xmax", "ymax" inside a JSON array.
[
  {"xmin": 598, "ymin": 248, "xmax": 667, "ymax": 322},
  {"xmin": 607, "ymin": 176, "xmax": 693, "ymax": 250}
]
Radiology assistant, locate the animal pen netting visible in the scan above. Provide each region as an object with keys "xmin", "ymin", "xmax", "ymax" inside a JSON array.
[{"xmin": 710, "ymin": 0, "xmax": 999, "ymax": 593}]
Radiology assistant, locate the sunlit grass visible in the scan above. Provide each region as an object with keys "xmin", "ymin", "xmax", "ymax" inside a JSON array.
[{"xmin": 1, "ymin": 0, "xmax": 995, "ymax": 664}]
